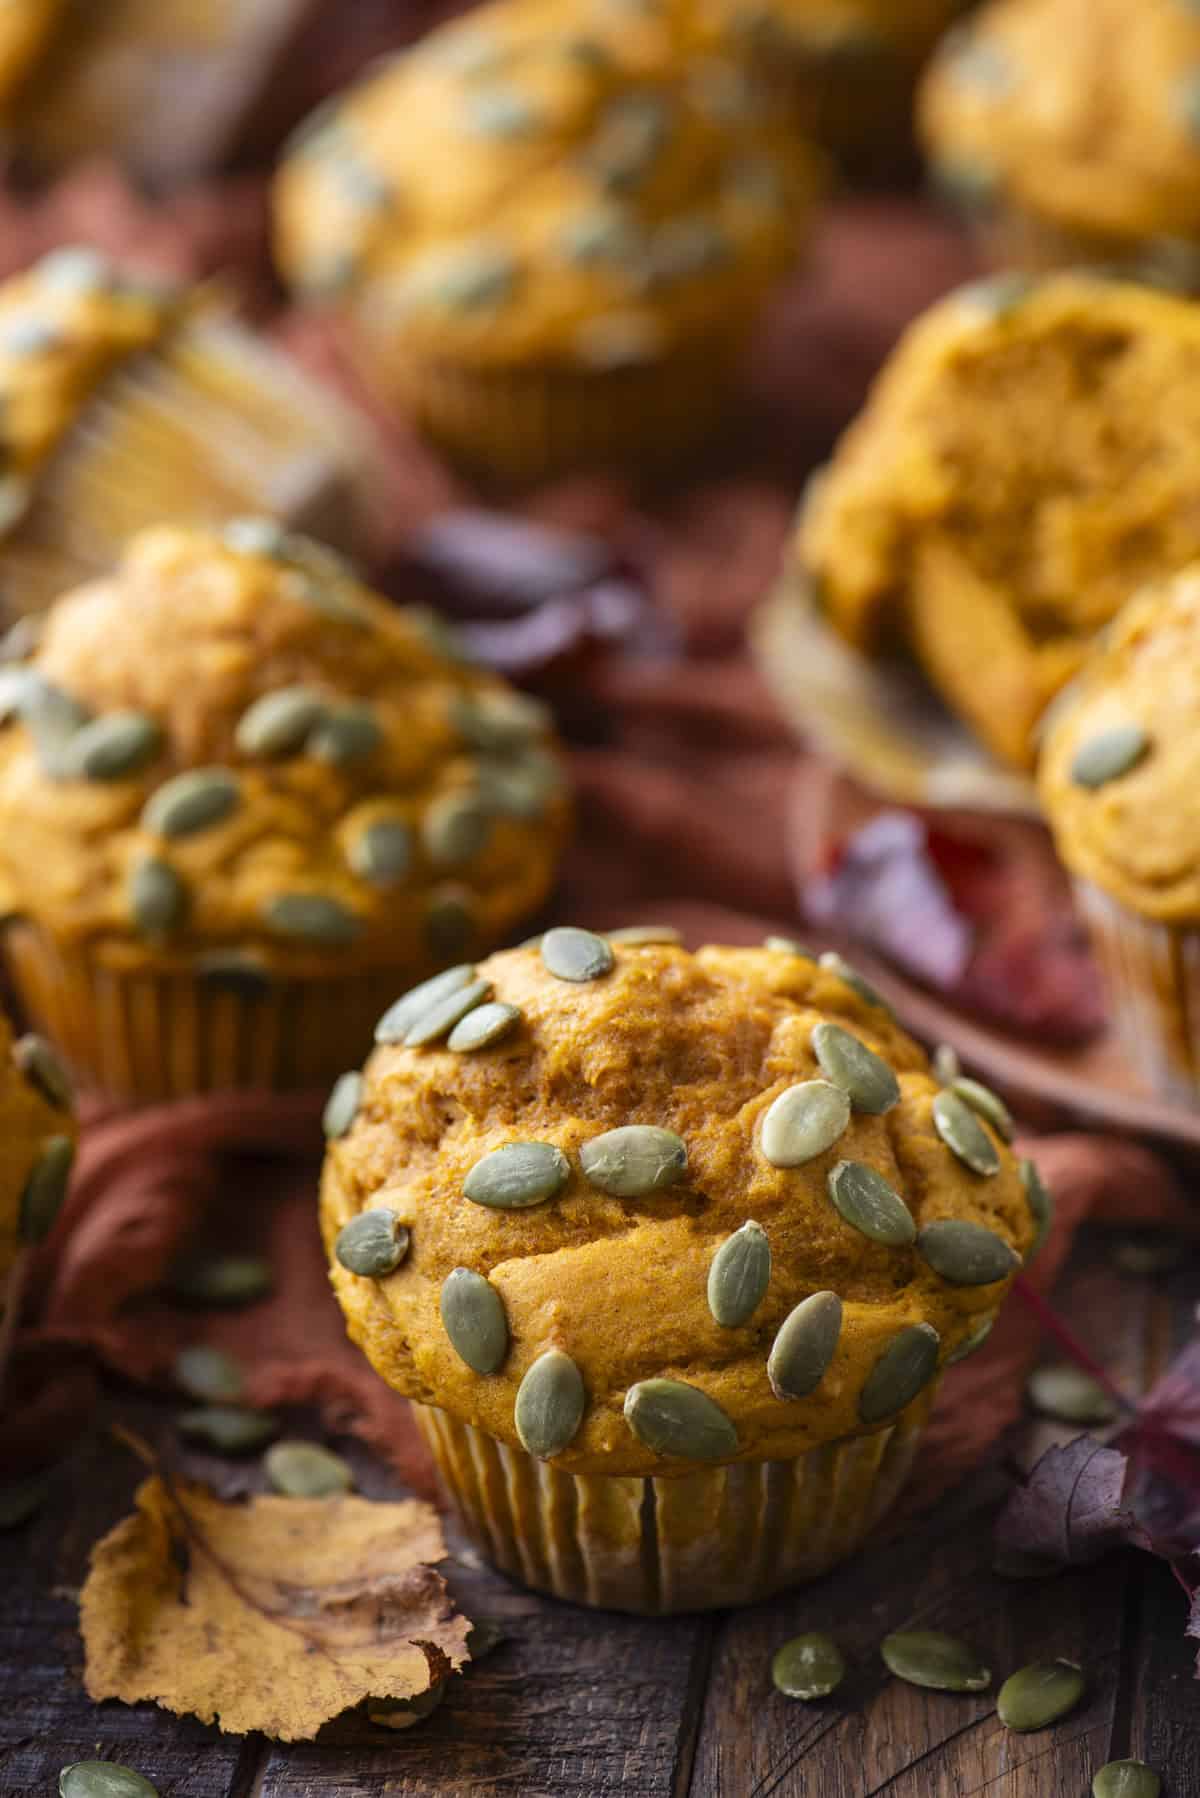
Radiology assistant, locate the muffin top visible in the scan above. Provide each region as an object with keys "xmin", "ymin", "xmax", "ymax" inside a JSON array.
[
  {"xmin": 1040, "ymin": 565, "xmax": 1200, "ymax": 921},
  {"xmin": 796, "ymin": 271, "xmax": 1200, "ymax": 768},
  {"xmin": 921, "ymin": 0, "xmax": 1200, "ymax": 252},
  {"xmin": 273, "ymin": 0, "xmax": 816, "ymax": 371},
  {"xmin": 0, "ymin": 523, "xmax": 570, "ymax": 976},
  {"xmin": 0, "ymin": 0, "xmax": 61, "ymax": 115},
  {"xmin": 320, "ymin": 935, "xmax": 1039, "ymax": 1476},
  {"xmin": 0, "ymin": 1010, "xmax": 75, "ymax": 1289}
]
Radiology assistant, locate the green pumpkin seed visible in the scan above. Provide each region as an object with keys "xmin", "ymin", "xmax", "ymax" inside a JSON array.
[
  {"xmin": 40, "ymin": 245, "xmax": 114, "ymax": 295},
  {"xmin": 933, "ymin": 1089, "xmax": 1000, "ymax": 1176},
  {"xmin": 760, "ymin": 1080, "xmax": 850, "ymax": 1167},
  {"xmin": 1027, "ymin": 1363, "xmax": 1118, "ymax": 1425},
  {"xmin": 1092, "ymin": 1761, "xmax": 1161, "ymax": 1798},
  {"xmin": 560, "ymin": 204, "xmax": 642, "ymax": 267},
  {"xmin": 540, "ymin": 925, "xmax": 614, "ymax": 981},
  {"xmin": 129, "ymin": 856, "xmax": 188, "ymax": 936},
  {"xmin": 20, "ymin": 677, "xmax": 90, "ymax": 772},
  {"xmin": 771, "ymin": 1632, "xmax": 846, "ymax": 1701},
  {"xmin": 515, "ymin": 1348, "xmax": 586, "ymax": 1457},
  {"xmin": 0, "ymin": 1470, "xmax": 52, "ymax": 1529},
  {"xmin": 349, "ymin": 818, "xmax": 411, "ymax": 886},
  {"xmin": 607, "ymin": 925, "xmax": 682, "ymax": 945},
  {"xmin": 763, "ymin": 935, "xmax": 815, "ymax": 957},
  {"xmin": 19, "ymin": 1135, "xmax": 75, "ymax": 1242},
  {"xmin": 447, "ymin": 1000, "xmax": 522, "ymax": 1052},
  {"xmin": 465, "ymin": 1616, "xmax": 507, "ymax": 1659},
  {"xmin": 707, "ymin": 1221, "xmax": 771, "ymax": 1327},
  {"xmin": 579, "ymin": 1125, "xmax": 687, "ymax": 1197},
  {"xmin": 464, "ymin": 1141, "xmax": 570, "ymax": 1210},
  {"xmin": 13, "ymin": 1034, "xmax": 73, "ymax": 1111},
  {"xmin": 647, "ymin": 217, "xmax": 731, "ymax": 285},
  {"xmin": 811, "ymin": 1022, "xmax": 900, "ymax": 1115},
  {"xmin": 958, "ymin": 271, "xmax": 1036, "ymax": 320},
  {"xmin": 466, "ymin": 87, "xmax": 540, "ymax": 137},
  {"xmin": 624, "ymin": 1377, "xmax": 738, "ymax": 1461},
  {"xmin": 1021, "ymin": 1158, "xmax": 1054, "ymax": 1262},
  {"xmin": 768, "ymin": 1291, "xmax": 843, "ymax": 1399},
  {"xmin": 946, "ymin": 1315, "xmax": 995, "ymax": 1364},
  {"xmin": 177, "ymin": 1405, "xmax": 278, "ymax": 1454},
  {"xmin": 405, "ymin": 977, "xmax": 494, "ymax": 1047},
  {"xmin": 440, "ymin": 1267, "xmax": 509, "ymax": 1373},
  {"xmin": 235, "ymin": 687, "xmax": 326, "ymax": 758},
  {"xmin": 406, "ymin": 241, "xmax": 517, "ymax": 312},
  {"xmin": 308, "ymin": 702, "xmax": 382, "ymax": 767},
  {"xmin": 918, "ymin": 1219, "xmax": 1019, "ymax": 1285},
  {"xmin": 174, "ymin": 1345, "xmax": 245, "ymax": 1404},
  {"xmin": 950, "ymin": 1077, "xmax": 1014, "ymax": 1141},
  {"xmin": 0, "ymin": 613, "xmax": 42, "ymax": 662},
  {"xmin": 881, "ymin": 1629, "xmax": 990, "ymax": 1692},
  {"xmin": 143, "ymin": 768, "xmax": 238, "ymax": 837},
  {"xmin": 323, "ymin": 1071, "xmax": 363, "ymax": 1140},
  {"xmin": 262, "ymin": 892, "xmax": 361, "ymax": 947},
  {"xmin": 169, "ymin": 1255, "xmax": 272, "ymax": 1307},
  {"xmin": 453, "ymin": 689, "xmax": 550, "ymax": 752},
  {"xmin": 475, "ymin": 756, "xmax": 557, "ymax": 820},
  {"xmin": 265, "ymin": 1440, "xmax": 354, "ymax": 1497},
  {"xmin": 1071, "ymin": 724, "xmax": 1149, "ymax": 789},
  {"xmin": 426, "ymin": 890, "xmax": 475, "ymax": 958},
  {"xmin": 422, "ymin": 792, "xmax": 492, "ymax": 868},
  {"xmin": 334, "ymin": 1208, "xmax": 409, "ymax": 1278},
  {"xmin": 828, "ymin": 1161, "xmax": 915, "ymax": 1246},
  {"xmin": 819, "ymin": 950, "xmax": 893, "ymax": 1016},
  {"xmin": 60, "ymin": 711, "xmax": 162, "ymax": 781},
  {"xmin": 586, "ymin": 92, "xmax": 671, "ymax": 190},
  {"xmin": 997, "ymin": 1660, "xmax": 1085, "ymax": 1732},
  {"xmin": 932, "ymin": 154, "xmax": 1002, "ymax": 212},
  {"xmin": 59, "ymin": 1762, "xmax": 160, "ymax": 1798},
  {"xmin": 376, "ymin": 965, "xmax": 477, "ymax": 1042},
  {"xmin": 932, "ymin": 1042, "xmax": 961, "ymax": 1084},
  {"xmin": 859, "ymin": 1323, "xmax": 940, "ymax": 1424},
  {"xmin": 222, "ymin": 516, "xmax": 289, "ymax": 558}
]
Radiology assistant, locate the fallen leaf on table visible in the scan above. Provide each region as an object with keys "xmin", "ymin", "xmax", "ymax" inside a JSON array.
[{"xmin": 79, "ymin": 1473, "xmax": 470, "ymax": 1739}]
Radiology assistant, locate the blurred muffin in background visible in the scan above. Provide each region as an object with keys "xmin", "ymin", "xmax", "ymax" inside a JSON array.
[
  {"xmin": 922, "ymin": 0, "xmax": 1200, "ymax": 285},
  {"xmin": 0, "ymin": 523, "xmax": 571, "ymax": 1100},
  {"xmin": 273, "ymin": 0, "xmax": 818, "ymax": 485},
  {"xmin": 794, "ymin": 271, "xmax": 1200, "ymax": 770},
  {"xmin": 0, "ymin": 0, "xmax": 62, "ymax": 120}
]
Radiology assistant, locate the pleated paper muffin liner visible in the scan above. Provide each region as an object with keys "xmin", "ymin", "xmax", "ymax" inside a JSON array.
[
  {"xmin": 414, "ymin": 1392, "xmax": 935, "ymax": 1615},
  {"xmin": 1076, "ymin": 882, "xmax": 1200, "ymax": 1104}
]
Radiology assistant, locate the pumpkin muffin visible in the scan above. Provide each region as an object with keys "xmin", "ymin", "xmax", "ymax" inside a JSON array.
[
  {"xmin": 1040, "ymin": 565, "xmax": 1200, "ymax": 1102},
  {"xmin": 0, "ymin": 523, "xmax": 570, "ymax": 1101},
  {"xmin": 273, "ymin": 0, "xmax": 817, "ymax": 484},
  {"xmin": 921, "ymin": 0, "xmax": 1200, "ymax": 284},
  {"xmin": 320, "ymin": 932, "xmax": 1041, "ymax": 1612},
  {"xmin": 795, "ymin": 271, "xmax": 1200, "ymax": 771},
  {"xmin": 0, "ymin": 0, "xmax": 62, "ymax": 120}
]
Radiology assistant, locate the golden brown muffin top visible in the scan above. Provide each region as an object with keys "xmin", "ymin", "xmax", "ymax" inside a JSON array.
[
  {"xmin": 320, "ymin": 935, "xmax": 1040, "ymax": 1476},
  {"xmin": 0, "ymin": 0, "xmax": 62, "ymax": 114},
  {"xmin": 0, "ymin": 524, "xmax": 570, "ymax": 977},
  {"xmin": 1040, "ymin": 565, "xmax": 1200, "ymax": 921},
  {"xmin": 921, "ymin": 0, "xmax": 1200, "ymax": 252},
  {"xmin": 0, "ymin": 1007, "xmax": 76, "ymax": 1291},
  {"xmin": 273, "ymin": 0, "xmax": 817, "ymax": 371}
]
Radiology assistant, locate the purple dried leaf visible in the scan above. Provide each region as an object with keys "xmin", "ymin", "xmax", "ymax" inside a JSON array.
[
  {"xmin": 406, "ymin": 511, "xmax": 615, "ymax": 615},
  {"xmin": 994, "ymin": 1437, "xmax": 1135, "ymax": 1578}
]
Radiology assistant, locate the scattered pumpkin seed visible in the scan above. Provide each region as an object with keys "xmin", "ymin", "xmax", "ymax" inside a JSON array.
[
  {"xmin": 406, "ymin": 977, "xmax": 494, "ymax": 1047},
  {"xmin": 335, "ymin": 1208, "xmax": 409, "ymax": 1278},
  {"xmin": 265, "ymin": 1440, "xmax": 354, "ymax": 1497},
  {"xmin": 859, "ymin": 1323, "xmax": 940, "ymax": 1424},
  {"xmin": 819, "ymin": 950, "xmax": 893, "ymax": 1016},
  {"xmin": 323, "ymin": 1071, "xmax": 363, "ymax": 1141},
  {"xmin": 707, "ymin": 1221, "xmax": 771, "ymax": 1327},
  {"xmin": 447, "ymin": 1000, "xmax": 522, "ymax": 1052},
  {"xmin": 811, "ymin": 1022, "xmax": 900, "ymax": 1114},
  {"xmin": 349, "ymin": 818, "xmax": 411, "ymax": 886},
  {"xmin": 177, "ymin": 1405, "xmax": 278, "ymax": 1454},
  {"xmin": 376, "ymin": 965, "xmax": 476, "ymax": 1043},
  {"xmin": 170, "ymin": 1255, "xmax": 272, "ymax": 1307},
  {"xmin": 918, "ymin": 1219, "xmax": 1019, "ymax": 1286},
  {"xmin": 235, "ymin": 687, "xmax": 326, "ymax": 758},
  {"xmin": 60, "ymin": 711, "xmax": 162, "ymax": 781},
  {"xmin": 515, "ymin": 1348, "xmax": 586, "ymax": 1457},
  {"xmin": 174, "ymin": 1345, "xmax": 245, "ymax": 1404},
  {"xmin": 760, "ymin": 1080, "xmax": 850, "ymax": 1167},
  {"xmin": 465, "ymin": 1617, "xmax": 507, "ymax": 1660},
  {"xmin": 0, "ymin": 1470, "xmax": 52, "ymax": 1529},
  {"xmin": 1021, "ymin": 1157, "xmax": 1054, "ymax": 1262},
  {"xmin": 59, "ymin": 1763, "xmax": 160, "ymax": 1798},
  {"xmin": 129, "ymin": 856, "xmax": 188, "ymax": 936},
  {"xmin": 624, "ymin": 1377, "xmax": 738, "ymax": 1461},
  {"xmin": 262, "ymin": 893, "xmax": 361, "ymax": 947},
  {"xmin": 946, "ymin": 1315, "xmax": 995, "ymax": 1364},
  {"xmin": 1071, "ymin": 724, "xmax": 1149, "ymax": 789},
  {"xmin": 607, "ymin": 924, "xmax": 682, "ymax": 945},
  {"xmin": 13, "ymin": 1033, "xmax": 72, "ymax": 1111},
  {"xmin": 772, "ymin": 1632, "xmax": 846, "ymax": 1701},
  {"xmin": 1027, "ymin": 1363, "xmax": 1118, "ymax": 1426},
  {"xmin": 1092, "ymin": 1761, "xmax": 1161, "ymax": 1798},
  {"xmin": 19, "ymin": 1135, "xmax": 75, "ymax": 1242},
  {"xmin": 933, "ymin": 1089, "xmax": 1000, "ymax": 1176},
  {"xmin": 880, "ymin": 1629, "xmax": 990, "ymax": 1692},
  {"xmin": 540, "ymin": 925, "xmax": 614, "ymax": 981},
  {"xmin": 579, "ymin": 1125, "xmax": 687, "ymax": 1197},
  {"xmin": 422, "ymin": 792, "xmax": 493, "ymax": 868},
  {"xmin": 768, "ymin": 1291, "xmax": 842, "ymax": 1400},
  {"xmin": 426, "ymin": 891, "xmax": 475, "ymax": 959},
  {"xmin": 440, "ymin": 1267, "xmax": 509, "ymax": 1374},
  {"xmin": 464, "ymin": 1141, "xmax": 570, "ymax": 1210},
  {"xmin": 309, "ymin": 703, "xmax": 382, "ymax": 766},
  {"xmin": 932, "ymin": 1042, "xmax": 961, "ymax": 1084},
  {"xmin": 764, "ymin": 935, "xmax": 815, "ymax": 957},
  {"xmin": 143, "ymin": 768, "xmax": 238, "ymax": 838},
  {"xmin": 950, "ymin": 1077, "xmax": 1014, "ymax": 1141},
  {"xmin": 997, "ymin": 1660, "xmax": 1085, "ymax": 1732},
  {"xmin": 828, "ymin": 1160, "xmax": 915, "ymax": 1246}
]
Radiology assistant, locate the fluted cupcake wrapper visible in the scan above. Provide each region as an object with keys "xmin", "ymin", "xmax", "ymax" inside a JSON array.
[
  {"xmin": 414, "ymin": 1393, "xmax": 935, "ymax": 1615},
  {"xmin": 1076, "ymin": 881, "xmax": 1200, "ymax": 1104}
]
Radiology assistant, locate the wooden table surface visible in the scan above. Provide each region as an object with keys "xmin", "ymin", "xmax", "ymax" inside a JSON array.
[{"xmin": 4, "ymin": 1229, "xmax": 1196, "ymax": 1798}]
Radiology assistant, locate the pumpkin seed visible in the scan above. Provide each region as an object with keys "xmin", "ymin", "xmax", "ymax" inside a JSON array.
[
  {"xmin": 950, "ymin": 1077, "xmax": 1014, "ymax": 1141},
  {"xmin": 323, "ymin": 1071, "xmax": 363, "ymax": 1140},
  {"xmin": 541, "ymin": 925, "xmax": 614, "ymax": 981},
  {"xmin": 828, "ymin": 1161, "xmax": 915, "ymax": 1246},
  {"xmin": 647, "ymin": 217, "xmax": 731, "ymax": 285},
  {"xmin": 405, "ymin": 977, "xmax": 494, "ymax": 1047},
  {"xmin": 262, "ymin": 892, "xmax": 361, "ymax": 947},
  {"xmin": 20, "ymin": 677, "xmax": 90, "ymax": 772},
  {"xmin": 0, "ymin": 613, "xmax": 42, "ymax": 662},
  {"xmin": 423, "ymin": 792, "xmax": 493, "ymax": 868},
  {"xmin": 60, "ymin": 711, "xmax": 162, "ymax": 781},
  {"xmin": 1021, "ymin": 1158, "xmax": 1054, "ymax": 1262},
  {"xmin": 560, "ymin": 205, "xmax": 642, "ymax": 267},
  {"xmin": 129, "ymin": 856, "xmax": 188, "ymax": 935},
  {"xmin": 579, "ymin": 1125, "xmax": 687, "ymax": 1197},
  {"xmin": 195, "ymin": 953, "xmax": 270, "ymax": 997},
  {"xmin": 624, "ymin": 1377, "xmax": 738, "ymax": 1461},
  {"xmin": 772, "ymin": 1632, "xmax": 846, "ymax": 1701},
  {"xmin": 13, "ymin": 1033, "xmax": 73, "ymax": 1111},
  {"xmin": 222, "ymin": 516, "xmax": 289, "ymax": 558},
  {"xmin": 707, "ymin": 1221, "xmax": 771, "ymax": 1327},
  {"xmin": 265, "ymin": 1440, "xmax": 354, "ymax": 1497},
  {"xmin": 958, "ymin": 271, "xmax": 1036, "ymax": 319},
  {"xmin": 515, "ymin": 1349, "xmax": 585, "ymax": 1457},
  {"xmin": 169, "ymin": 1255, "xmax": 272, "ymax": 1307},
  {"xmin": 464, "ymin": 1141, "xmax": 570, "ymax": 1209},
  {"xmin": 308, "ymin": 702, "xmax": 382, "ymax": 767},
  {"xmin": 235, "ymin": 687, "xmax": 326, "ymax": 758},
  {"xmin": 59, "ymin": 1763, "xmax": 160, "ymax": 1798},
  {"xmin": 764, "ymin": 935, "xmax": 815, "ymax": 957},
  {"xmin": 932, "ymin": 154, "xmax": 1002, "ymax": 211},
  {"xmin": 760, "ymin": 1081, "xmax": 850, "ymax": 1167},
  {"xmin": 475, "ymin": 757, "xmax": 557, "ymax": 820},
  {"xmin": 811, "ymin": 1022, "xmax": 900, "ymax": 1115},
  {"xmin": 586, "ymin": 92, "xmax": 671, "ymax": 189},
  {"xmin": 918, "ymin": 1219, "xmax": 1019, "ymax": 1286},
  {"xmin": 466, "ymin": 88, "xmax": 539, "ymax": 137},
  {"xmin": 453, "ymin": 690, "xmax": 550, "ymax": 752},
  {"xmin": 997, "ymin": 1660, "xmax": 1085, "ymax": 1732},
  {"xmin": 143, "ymin": 768, "xmax": 238, "ymax": 837},
  {"xmin": 819, "ymin": 950, "xmax": 893, "ymax": 1016},
  {"xmin": 447, "ymin": 1000, "xmax": 522, "ymax": 1052},
  {"xmin": 406, "ymin": 241, "xmax": 517, "ymax": 312},
  {"xmin": 465, "ymin": 1617, "xmax": 506, "ymax": 1659},
  {"xmin": 177, "ymin": 1405, "xmax": 278, "ymax": 1454},
  {"xmin": 880, "ymin": 1629, "xmax": 990, "ymax": 1692},
  {"xmin": 1071, "ymin": 723, "xmax": 1149, "ymax": 789},
  {"xmin": 19, "ymin": 1135, "xmax": 75, "ymax": 1241},
  {"xmin": 375, "ymin": 965, "xmax": 476, "ymax": 1043},
  {"xmin": 174, "ymin": 1345, "xmax": 245, "ymax": 1404},
  {"xmin": 859, "ymin": 1323, "xmax": 940, "ymax": 1424},
  {"xmin": 426, "ymin": 890, "xmax": 475, "ymax": 958},
  {"xmin": 1092, "ymin": 1761, "xmax": 1161, "ymax": 1798},
  {"xmin": 932, "ymin": 1089, "xmax": 1000, "ymax": 1176},
  {"xmin": 335, "ymin": 1208, "xmax": 409, "ymax": 1278},
  {"xmin": 441, "ymin": 1267, "xmax": 509, "ymax": 1374},
  {"xmin": 607, "ymin": 925, "xmax": 681, "ymax": 945},
  {"xmin": 768, "ymin": 1291, "xmax": 843, "ymax": 1399},
  {"xmin": 349, "ymin": 818, "xmax": 411, "ymax": 886},
  {"xmin": 1027, "ymin": 1363, "xmax": 1118, "ymax": 1426},
  {"xmin": 946, "ymin": 1315, "xmax": 995, "ymax": 1364},
  {"xmin": 932, "ymin": 1042, "xmax": 961, "ymax": 1084}
]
